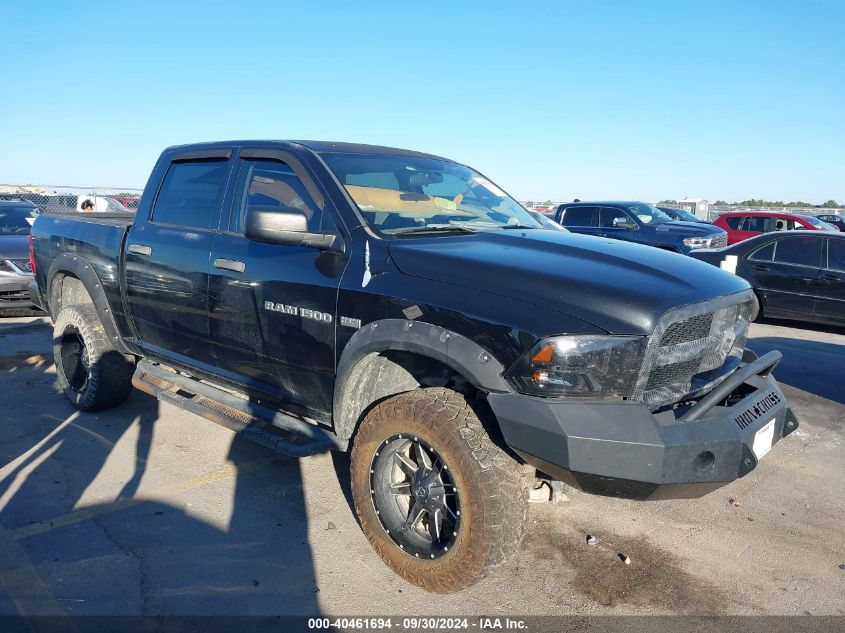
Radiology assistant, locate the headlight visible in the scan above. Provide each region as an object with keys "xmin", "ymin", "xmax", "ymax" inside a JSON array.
[
  {"xmin": 505, "ymin": 335, "xmax": 646, "ymax": 398},
  {"xmin": 683, "ymin": 236, "xmax": 713, "ymax": 249}
]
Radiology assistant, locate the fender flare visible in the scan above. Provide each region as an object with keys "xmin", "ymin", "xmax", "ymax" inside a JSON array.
[
  {"xmin": 46, "ymin": 253, "xmax": 133, "ymax": 355},
  {"xmin": 333, "ymin": 319, "xmax": 512, "ymax": 440}
]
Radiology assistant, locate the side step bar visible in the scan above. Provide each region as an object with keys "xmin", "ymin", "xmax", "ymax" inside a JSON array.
[{"xmin": 132, "ymin": 359, "xmax": 346, "ymax": 456}]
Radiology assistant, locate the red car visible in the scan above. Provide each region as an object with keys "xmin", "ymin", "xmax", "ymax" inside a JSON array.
[{"xmin": 714, "ymin": 211, "xmax": 836, "ymax": 245}]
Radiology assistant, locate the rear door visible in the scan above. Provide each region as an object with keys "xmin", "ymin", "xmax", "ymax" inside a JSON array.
[
  {"xmin": 816, "ymin": 238, "xmax": 845, "ymax": 325},
  {"xmin": 207, "ymin": 148, "xmax": 347, "ymax": 419},
  {"xmin": 737, "ymin": 215, "xmax": 774, "ymax": 242},
  {"xmin": 558, "ymin": 206, "xmax": 599, "ymax": 236},
  {"xmin": 747, "ymin": 235, "xmax": 823, "ymax": 317},
  {"xmin": 124, "ymin": 150, "xmax": 234, "ymax": 367}
]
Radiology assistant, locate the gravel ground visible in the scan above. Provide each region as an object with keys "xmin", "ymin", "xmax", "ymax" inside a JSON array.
[{"xmin": 0, "ymin": 316, "xmax": 842, "ymax": 620}]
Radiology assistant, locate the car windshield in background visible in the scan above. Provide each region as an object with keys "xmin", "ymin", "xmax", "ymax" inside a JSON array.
[
  {"xmin": 321, "ymin": 153, "xmax": 542, "ymax": 236},
  {"xmin": 798, "ymin": 215, "xmax": 833, "ymax": 230},
  {"xmin": 674, "ymin": 208, "xmax": 699, "ymax": 222},
  {"xmin": 0, "ymin": 207, "xmax": 35, "ymax": 234},
  {"xmin": 628, "ymin": 203, "xmax": 673, "ymax": 225}
]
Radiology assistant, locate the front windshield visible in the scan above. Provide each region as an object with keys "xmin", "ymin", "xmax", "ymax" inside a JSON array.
[
  {"xmin": 0, "ymin": 206, "xmax": 35, "ymax": 235},
  {"xmin": 628, "ymin": 203, "xmax": 673, "ymax": 225},
  {"xmin": 322, "ymin": 153, "xmax": 542, "ymax": 235}
]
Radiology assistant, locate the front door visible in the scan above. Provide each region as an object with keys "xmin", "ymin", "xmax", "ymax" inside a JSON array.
[
  {"xmin": 207, "ymin": 150, "xmax": 347, "ymax": 420},
  {"xmin": 748, "ymin": 235, "xmax": 823, "ymax": 317},
  {"xmin": 816, "ymin": 238, "xmax": 845, "ymax": 325},
  {"xmin": 125, "ymin": 154, "xmax": 233, "ymax": 367},
  {"xmin": 597, "ymin": 206, "xmax": 638, "ymax": 242}
]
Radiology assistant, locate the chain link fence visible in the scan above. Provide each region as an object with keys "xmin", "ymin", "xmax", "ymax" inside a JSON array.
[{"xmin": 0, "ymin": 185, "xmax": 142, "ymax": 214}]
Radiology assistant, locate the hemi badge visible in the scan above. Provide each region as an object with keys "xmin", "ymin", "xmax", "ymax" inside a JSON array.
[{"xmin": 340, "ymin": 316, "xmax": 362, "ymax": 329}]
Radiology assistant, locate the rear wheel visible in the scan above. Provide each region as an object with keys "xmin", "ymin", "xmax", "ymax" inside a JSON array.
[
  {"xmin": 53, "ymin": 304, "xmax": 134, "ymax": 411},
  {"xmin": 350, "ymin": 387, "xmax": 527, "ymax": 592}
]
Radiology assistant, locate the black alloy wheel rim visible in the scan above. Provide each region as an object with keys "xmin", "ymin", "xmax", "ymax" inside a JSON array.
[
  {"xmin": 60, "ymin": 327, "xmax": 90, "ymax": 392},
  {"xmin": 369, "ymin": 434, "xmax": 461, "ymax": 559}
]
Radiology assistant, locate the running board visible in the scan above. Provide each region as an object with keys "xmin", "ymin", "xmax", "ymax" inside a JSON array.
[{"xmin": 132, "ymin": 359, "xmax": 346, "ymax": 456}]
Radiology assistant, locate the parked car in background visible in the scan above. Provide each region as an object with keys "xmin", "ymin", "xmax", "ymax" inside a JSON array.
[
  {"xmin": 555, "ymin": 201, "xmax": 727, "ymax": 253},
  {"xmin": 715, "ymin": 211, "xmax": 838, "ymax": 245},
  {"xmin": 0, "ymin": 200, "xmax": 38, "ymax": 313},
  {"xmin": 656, "ymin": 206, "xmax": 712, "ymax": 224},
  {"xmin": 110, "ymin": 195, "xmax": 141, "ymax": 210},
  {"xmin": 816, "ymin": 214, "xmax": 845, "ymax": 231},
  {"xmin": 689, "ymin": 231, "xmax": 845, "ymax": 327}
]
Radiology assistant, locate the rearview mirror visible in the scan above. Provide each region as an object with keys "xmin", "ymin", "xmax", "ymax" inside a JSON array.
[
  {"xmin": 613, "ymin": 217, "xmax": 637, "ymax": 230},
  {"xmin": 244, "ymin": 206, "xmax": 342, "ymax": 252}
]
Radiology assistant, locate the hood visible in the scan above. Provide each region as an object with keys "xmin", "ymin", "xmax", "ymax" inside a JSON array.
[
  {"xmin": 648, "ymin": 221, "xmax": 725, "ymax": 236},
  {"xmin": 0, "ymin": 235, "xmax": 30, "ymax": 260},
  {"xmin": 388, "ymin": 230, "xmax": 749, "ymax": 335}
]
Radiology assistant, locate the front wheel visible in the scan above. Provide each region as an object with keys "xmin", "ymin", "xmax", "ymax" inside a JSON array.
[
  {"xmin": 53, "ymin": 304, "xmax": 135, "ymax": 411},
  {"xmin": 350, "ymin": 388, "xmax": 527, "ymax": 592}
]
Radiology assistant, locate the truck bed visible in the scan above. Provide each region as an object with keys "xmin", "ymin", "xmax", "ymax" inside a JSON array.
[{"xmin": 30, "ymin": 211, "xmax": 134, "ymax": 333}]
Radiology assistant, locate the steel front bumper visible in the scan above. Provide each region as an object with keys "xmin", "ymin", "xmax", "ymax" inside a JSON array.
[
  {"xmin": 0, "ymin": 273, "xmax": 35, "ymax": 309},
  {"xmin": 488, "ymin": 350, "xmax": 798, "ymax": 500}
]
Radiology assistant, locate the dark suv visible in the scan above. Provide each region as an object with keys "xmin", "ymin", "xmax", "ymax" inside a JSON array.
[{"xmin": 556, "ymin": 201, "xmax": 727, "ymax": 253}]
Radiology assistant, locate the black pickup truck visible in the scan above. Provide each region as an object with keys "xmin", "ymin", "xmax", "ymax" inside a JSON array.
[{"xmin": 30, "ymin": 140, "xmax": 798, "ymax": 592}]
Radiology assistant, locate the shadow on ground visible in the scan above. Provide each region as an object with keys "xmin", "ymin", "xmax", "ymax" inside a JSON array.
[
  {"xmin": 0, "ymin": 320, "xmax": 324, "ymax": 617},
  {"xmin": 747, "ymin": 336, "xmax": 845, "ymax": 405}
]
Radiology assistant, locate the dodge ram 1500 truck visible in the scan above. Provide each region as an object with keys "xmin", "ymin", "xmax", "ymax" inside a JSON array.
[{"xmin": 30, "ymin": 141, "xmax": 798, "ymax": 592}]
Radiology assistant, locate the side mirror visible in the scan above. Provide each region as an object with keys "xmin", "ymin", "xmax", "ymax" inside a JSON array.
[
  {"xmin": 244, "ymin": 206, "xmax": 342, "ymax": 252},
  {"xmin": 613, "ymin": 217, "xmax": 637, "ymax": 230}
]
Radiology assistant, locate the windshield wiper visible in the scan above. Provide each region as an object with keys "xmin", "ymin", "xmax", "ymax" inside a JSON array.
[
  {"xmin": 393, "ymin": 225, "xmax": 478, "ymax": 237},
  {"xmin": 497, "ymin": 224, "xmax": 539, "ymax": 230}
]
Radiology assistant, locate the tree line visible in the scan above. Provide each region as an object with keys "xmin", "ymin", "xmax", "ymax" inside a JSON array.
[{"xmin": 659, "ymin": 199, "xmax": 840, "ymax": 208}]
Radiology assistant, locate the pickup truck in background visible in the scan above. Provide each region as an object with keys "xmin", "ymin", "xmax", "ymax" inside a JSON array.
[
  {"xmin": 556, "ymin": 200, "xmax": 728, "ymax": 253},
  {"xmin": 30, "ymin": 141, "xmax": 798, "ymax": 592}
]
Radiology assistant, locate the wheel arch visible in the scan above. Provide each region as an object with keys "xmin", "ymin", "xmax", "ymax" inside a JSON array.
[
  {"xmin": 46, "ymin": 253, "xmax": 133, "ymax": 355},
  {"xmin": 333, "ymin": 319, "xmax": 512, "ymax": 442}
]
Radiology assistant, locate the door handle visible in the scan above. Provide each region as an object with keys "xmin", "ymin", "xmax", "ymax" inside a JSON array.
[
  {"xmin": 213, "ymin": 258, "xmax": 246, "ymax": 273},
  {"xmin": 751, "ymin": 264, "xmax": 769, "ymax": 271},
  {"xmin": 820, "ymin": 273, "xmax": 839, "ymax": 280},
  {"xmin": 128, "ymin": 244, "xmax": 152, "ymax": 256}
]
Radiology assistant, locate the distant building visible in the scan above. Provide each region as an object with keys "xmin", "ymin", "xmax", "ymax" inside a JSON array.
[{"xmin": 677, "ymin": 197, "xmax": 710, "ymax": 220}]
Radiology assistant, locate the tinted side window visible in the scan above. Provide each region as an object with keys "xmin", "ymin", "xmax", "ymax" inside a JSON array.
[
  {"xmin": 599, "ymin": 207, "xmax": 630, "ymax": 228},
  {"xmin": 725, "ymin": 216, "xmax": 743, "ymax": 229},
  {"xmin": 827, "ymin": 240, "xmax": 845, "ymax": 272},
  {"xmin": 561, "ymin": 206, "xmax": 597, "ymax": 227},
  {"xmin": 744, "ymin": 217, "xmax": 774, "ymax": 233},
  {"xmin": 774, "ymin": 237, "xmax": 822, "ymax": 267},
  {"xmin": 749, "ymin": 242, "xmax": 775, "ymax": 261},
  {"xmin": 231, "ymin": 159, "xmax": 323, "ymax": 234},
  {"xmin": 152, "ymin": 160, "xmax": 228, "ymax": 229}
]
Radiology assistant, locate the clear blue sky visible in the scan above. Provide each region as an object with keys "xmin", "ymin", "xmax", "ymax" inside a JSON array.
[{"xmin": 1, "ymin": 0, "xmax": 843, "ymax": 203}]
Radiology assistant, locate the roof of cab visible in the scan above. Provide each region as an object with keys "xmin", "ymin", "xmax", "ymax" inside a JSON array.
[{"xmin": 162, "ymin": 140, "xmax": 451, "ymax": 162}]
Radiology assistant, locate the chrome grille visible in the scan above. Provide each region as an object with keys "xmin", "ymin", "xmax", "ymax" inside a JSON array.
[
  {"xmin": 634, "ymin": 291, "xmax": 754, "ymax": 409},
  {"xmin": 710, "ymin": 234, "xmax": 728, "ymax": 249},
  {"xmin": 0, "ymin": 290, "xmax": 30, "ymax": 302}
]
